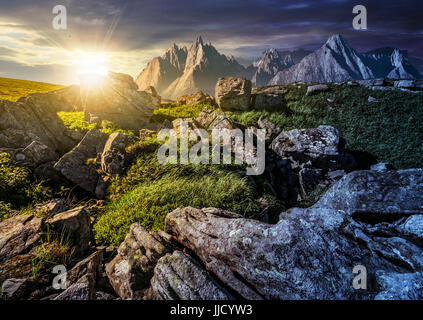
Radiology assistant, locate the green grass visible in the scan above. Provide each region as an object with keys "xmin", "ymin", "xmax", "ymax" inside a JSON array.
[
  {"xmin": 0, "ymin": 77, "xmax": 63, "ymax": 102},
  {"xmin": 151, "ymin": 102, "xmax": 217, "ymax": 123},
  {"xmin": 93, "ymin": 148, "xmax": 270, "ymax": 245},
  {"xmin": 230, "ymin": 84, "xmax": 423, "ymax": 169},
  {"xmin": 57, "ymin": 111, "xmax": 134, "ymax": 135}
]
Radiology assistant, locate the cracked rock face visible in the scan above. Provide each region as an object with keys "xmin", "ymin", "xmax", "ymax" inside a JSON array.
[
  {"xmin": 215, "ymin": 77, "xmax": 252, "ymax": 111},
  {"xmin": 147, "ymin": 251, "xmax": 233, "ymax": 300}
]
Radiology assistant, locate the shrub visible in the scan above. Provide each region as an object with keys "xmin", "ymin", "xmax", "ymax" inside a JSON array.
[{"xmin": 0, "ymin": 153, "xmax": 53, "ymax": 211}]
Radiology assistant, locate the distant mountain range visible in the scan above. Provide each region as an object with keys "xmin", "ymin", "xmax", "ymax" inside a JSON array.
[{"xmin": 136, "ymin": 35, "xmax": 423, "ymax": 99}]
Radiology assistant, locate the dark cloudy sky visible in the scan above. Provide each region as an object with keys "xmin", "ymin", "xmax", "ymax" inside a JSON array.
[{"xmin": 0, "ymin": 0, "xmax": 421, "ymax": 84}]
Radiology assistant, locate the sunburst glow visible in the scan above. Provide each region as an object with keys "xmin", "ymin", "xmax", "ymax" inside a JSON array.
[{"xmin": 74, "ymin": 51, "xmax": 109, "ymax": 86}]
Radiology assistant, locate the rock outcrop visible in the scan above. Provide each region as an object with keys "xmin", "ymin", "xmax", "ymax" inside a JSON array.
[
  {"xmin": 54, "ymin": 129, "xmax": 109, "ymax": 197},
  {"xmin": 176, "ymin": 91, "xmax": 216, "ymax": 106},
  {"xmin": 82, "ymin": 71, "xmax": 159, "ymax": 130},
  {"xmin": 215, "ymin": 77, "xmax": 252, "ymax": 111},
  {"xmin": 270, "ymin": 125, "xmax": 343, "ymax": 170},
  {"xmin": 251, "ymin": 86, "xmax": 287, "ymax": 110}
]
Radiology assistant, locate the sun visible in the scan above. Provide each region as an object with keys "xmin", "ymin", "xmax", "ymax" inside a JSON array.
[{"xmin": 73, "ymin": 51, "xmax": 109, "ymax": 86}]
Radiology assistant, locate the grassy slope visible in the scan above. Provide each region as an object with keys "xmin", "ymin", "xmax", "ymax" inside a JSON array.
[
  {"xmin": 0, "ymin": 77, "xmax": 63, "ymax": 102},
  {"xmin": 231, "ymin": 84, "xmax": 423, "ymax": 169}
]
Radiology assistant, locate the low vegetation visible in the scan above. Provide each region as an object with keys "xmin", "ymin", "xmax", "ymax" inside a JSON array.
[
  {"xmin": 58, "ymin": 111, "xmax": 134, "ymax": 135},
  {"xmin": 93, "ymin": 143, "xmax": 273, "ymax": 245},
  {"xmin": 0, "ymin": 77, "xmax": 63, "ymax": 102},
  {"xmin": 0, "ymin": 153, "xmax": 53, "ymax": 221},
  {"xmin": 231, "ymin": 84, "xmax": 423, "ymax": 169},
  {"xmin": 151, "ymin": 102, "xmax": 216, "ymax": 123}
]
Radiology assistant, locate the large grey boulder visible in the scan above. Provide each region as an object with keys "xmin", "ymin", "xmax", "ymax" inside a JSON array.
[
  {"xmin": 251, "ymin": 86, "xmax": 287, "ymax": 110},
  {"xmin": 54, "ymin": 129, "xmax": 109, "ymax": 197},
  {"xmin": 270, "ymin": 125, "xmax": 342, "ymax": 170},
  {"xmin": 147, "ymin": 251, "xmax": 233, "ymax": 300},
  {"xmin": 83, "ymin": 71, "xmax": 158, "ymax": 130},
  {"xmin": 164, "ymin": 202, "xmax": 423, "ymax": 300},
  {"xmin": 215, "ymin": 77, "xmax": 252, "ymax": 111},
  {"xmin": 306, "ymin": 84, "xmax": 330, "ymax": 96},
  {"xmin": 0, "ymin": 98, "xmax": 79, "ymax": 155},
  {"xmin": 315, "ymin": 169, "xmax": 423, "ymax": 221}
]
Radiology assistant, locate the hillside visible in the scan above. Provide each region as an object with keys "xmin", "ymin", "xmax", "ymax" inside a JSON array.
[{"xmin": 0, "ymin": 77, "xmax": 64, "ymax": 102}]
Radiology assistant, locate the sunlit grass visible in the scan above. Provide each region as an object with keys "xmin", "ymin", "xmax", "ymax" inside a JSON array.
[{"xmin": 0, "ymin": 77, "xmax": 63, "ymax": 102}]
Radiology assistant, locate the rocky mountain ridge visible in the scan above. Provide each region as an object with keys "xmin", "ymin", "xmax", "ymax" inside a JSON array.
[{"xmin": 136, "ymin": 35, "xmax": 422, "ymax": 97}]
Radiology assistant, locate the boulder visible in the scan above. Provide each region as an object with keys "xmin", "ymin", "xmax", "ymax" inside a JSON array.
[
  {"xmin": 143, "ymin": 86, "xmax": 161, "ymax": 108},
  {"xmin": 101, "ymin": 132, "xmax": 139, "ymax": 176},
  {"xmin": 66, "ymin": 250, "xmax": 104, "ymax": 287},
  {"xmin": 46, "ymin": 207, "xmax": 91, "ymax": 254},
  {"xmin": 270, "ymin": 125, "xmax": 342, "ymax": 170},
  {"xmin": 195, "ymin": 108, "xmax": 235, "ymax": 130},
  {"xmin": 54, "ymin": 129, "xmax": 109, "ymax": 197},
  {"xmin": 0, "ymin": 98, "xmax": 79, "ymax": 155},
  {"xmin": 0, "ymin": 215, "xmax": 44, "ymax": 282},
  {"xmin": 0, "ymin": 214, "xmax": 43, "ymax": 264},
  {"xmin": 375, "ymin": 271, "xmax": 423, "ymax": 300},
  {"xmin": 315, "ymin": 169, "xmax": 423, "ymax": 222},
  {"xmin": 82, "ymin": 72, "xmax": 158, "ymax": 130},
  {"xmin": 306, "ymin": 84, "xmax": 329, "ymax": 96},
  {"xmin": 147, "ymin": 251, "xmax": 233, "ymax": 300},
  {"xmin": 106, "ymin": 223, "xmax": 176, "ymax": 299},
  {"xmin": 215, "ymin": 77, "xmax": 252, "ymax": 111},
  {"xmin": 176, "ymin": 91, "xmax": 216, "ymax": 106},
  {"xmin": 165, "ymin": 203, "xmax": 423, "ymax": 299},
  {"xmin": 251, "ymin": 86, "xmax": 286, "ymax": 110}
]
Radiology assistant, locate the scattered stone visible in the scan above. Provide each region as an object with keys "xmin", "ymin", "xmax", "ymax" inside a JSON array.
[
  {"xmin": 306, "ymin": 84, "xmax": 329, "ymax": 96},
  {"xmin": 1, "ymin": 278, "xmax": 32, "ymax": 300},
  {"xmin": 375, "ymin": 271, "xmax": 423, "ymax": 300},
  {"xmin": 54, "ymin": 274, "xmax": 95, "ymax": 300},
  {"xmin": 215, "ymin": 77, "xmax": 252, "ymax": 111}
]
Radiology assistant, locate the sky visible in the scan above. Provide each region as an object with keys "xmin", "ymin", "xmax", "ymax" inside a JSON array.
[{"xmin": 0, "ymin": 0, "xmax": 422, "ymax": 85}]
